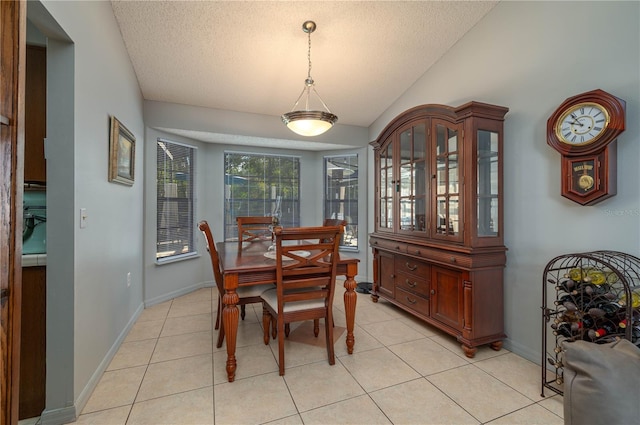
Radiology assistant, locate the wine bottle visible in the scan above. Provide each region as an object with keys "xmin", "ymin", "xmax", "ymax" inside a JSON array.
[
  {"xmin": 588, "ymin": 301, "xmax": 623, "ymax": 318},
  {"xmin": 587, "ymin": 321, "xmax": 619, "ymax": 339},
  {"xmin": 552, "ymin": 322, "xmax": 580, "ymax": 338},
  {"xmin": 619, "ymin": 290, "xmax": 640, "ymax": 309},
  {"xmin": 580, "ymin": 314, "xmax": 597, "ymax": 329},
  {"xmin": 547, "ymin": 357, "xmax": 563, "ymax": 368},
  {"xmin": 556, "ymin": 278, "xmax": 579, "ymax": 293},
  {"xmin": 629, "ymin": 325, "xmax": 640, "ymax": 345},
  {"xmin": 566, "ymin": 268, "xmax": 586, "ymax": 282},
  {"xmin": 619, "ymin": 310, "xmax": 640, "ymax": 328},
  {"xmin": 579, "ymin": 283, "xmax": 612, "ymax": 297}
]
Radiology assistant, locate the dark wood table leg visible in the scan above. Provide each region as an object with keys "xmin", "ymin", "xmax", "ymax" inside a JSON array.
[
  {"xmin": 343, "ymin": 263, "xmax": 358, "ymax": 354},
  {"xmin": 222, "ymin": 273, "xmax": 240, "ymax": 382}
]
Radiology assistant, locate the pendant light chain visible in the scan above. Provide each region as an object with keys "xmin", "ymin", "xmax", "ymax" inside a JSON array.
[{"xmin": 306, "ymin": 28, "xmax": 313, "ymax": 84}]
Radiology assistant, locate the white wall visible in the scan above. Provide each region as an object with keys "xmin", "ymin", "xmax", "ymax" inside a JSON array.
[
  {"xmin": 30, "ymin": 1, "xmax": 145, "ymax": 422},
  {"xmin": 369, "ymin": 1, "xmax": 640, "ymax": 362}
]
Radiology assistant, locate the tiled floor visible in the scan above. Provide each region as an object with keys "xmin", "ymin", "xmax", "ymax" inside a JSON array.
[{"xmin": 67, "ymin": 284, "xmax": 564, "ymax": 424}]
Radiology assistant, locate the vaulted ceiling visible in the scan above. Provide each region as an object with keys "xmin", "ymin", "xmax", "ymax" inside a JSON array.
[{"xmin": 110, "ymin": 1, "xmax": 498, "ymax": 148}]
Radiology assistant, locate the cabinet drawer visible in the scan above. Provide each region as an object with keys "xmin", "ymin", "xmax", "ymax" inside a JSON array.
[
  {"xmin": 396, "ymin": 271, "xmax": 429, "ymax": 297},
  {"xmin": 371, "ymin": 238, "xmax": 407, "ymax": 253},
  {"xmin": 396, "ymin": 287, "xmax": 429, "ymax": 316},
  {"xmin": 395, "ymin": 256, "xmax": 429, "ymax": 276}
]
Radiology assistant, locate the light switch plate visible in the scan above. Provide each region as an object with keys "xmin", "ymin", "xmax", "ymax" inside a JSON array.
[{"xmin": 80, "ymin": 208, "xmax": 87, "ymax": 228}]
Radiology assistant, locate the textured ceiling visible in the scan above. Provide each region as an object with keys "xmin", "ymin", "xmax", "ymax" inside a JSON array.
[{"xmin": 110, "ymin": 1, "xmax": 498, "ymax": 148}]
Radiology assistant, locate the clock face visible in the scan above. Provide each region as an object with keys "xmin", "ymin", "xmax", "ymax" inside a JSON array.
[{"xmin": 555, "ymin": 102, "xmax": 610, "ymax": 146}]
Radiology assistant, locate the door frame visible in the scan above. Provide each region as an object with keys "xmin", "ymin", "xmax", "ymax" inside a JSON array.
[{"xmin": 1, "ymin": 1, "xmax": 26, "ymax": 424}]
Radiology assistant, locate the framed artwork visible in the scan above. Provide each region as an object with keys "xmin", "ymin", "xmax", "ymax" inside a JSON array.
[{"xmin": 109, "ymin": 116, "xmax": 136, "ymax": 185}]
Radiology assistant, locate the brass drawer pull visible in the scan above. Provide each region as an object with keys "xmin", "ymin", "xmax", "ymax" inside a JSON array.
[
  {"xmin": 405, "ymin": 279, "xmax": 416, "ymax": 288},
  {"xmin": 430, "ymin": 289, "xmax": 436, "ymax": 295},
  {"xmin": 406, "ymin": 296, "xmax": 417, "ymax": 305},
  {"xmin": 405, "ymin": 262, "xmax": 418, "ymax": 271},
  {"xmin": 450, "ymin": 257, "xmax": 457, "ymax": 263}
]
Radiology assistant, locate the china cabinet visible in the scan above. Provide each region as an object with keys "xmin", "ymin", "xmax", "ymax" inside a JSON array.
[{"xmin": 370, "ymin": 102, "xmax": 508, "ymax": 357}]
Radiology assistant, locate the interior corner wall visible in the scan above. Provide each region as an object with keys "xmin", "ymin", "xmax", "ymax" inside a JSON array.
[
  {"xmin": 368, "ymin": 1, "xmax": 640, "ymax": 363},
  {"xmin": 143, "ymin": 124, "xmax": 369, "ymax": 305},
  {"xmin": 35, "ymin": 1, "xmax": 145, "ymax": 422}
]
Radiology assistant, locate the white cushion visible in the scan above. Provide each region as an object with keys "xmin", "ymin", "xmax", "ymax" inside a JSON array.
[
  {"xmin": 236, "ymin": 284, "xmax": 273, "ymax": 298},
  {"xmin": 261, "ymin": 288, "xmax": 326, "ymax": 313}
]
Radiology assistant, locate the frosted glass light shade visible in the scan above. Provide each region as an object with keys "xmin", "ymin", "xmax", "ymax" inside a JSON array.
[{"xmin": 281, "ymin": 110, "xmax": 338, "ymax": 137}]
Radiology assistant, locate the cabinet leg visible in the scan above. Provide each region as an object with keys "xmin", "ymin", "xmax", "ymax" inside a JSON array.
[
  {"xmin": 371, "ymin": 293, "xmax": 379, "ymax": 303},
  {"xmin": 461, "ymin": 344, "xmax": 477, "ymax": 358},
  {"xmin": 490, "ymin": 340, "xmax": 503, "ymax": 351}
]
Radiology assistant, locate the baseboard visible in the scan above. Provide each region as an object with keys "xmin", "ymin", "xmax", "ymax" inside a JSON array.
[
  {"xmin": 144, "ymin": 281, "xmax": 210, "ymax": 307},
  {"xmin": 39, "ymin": 405, "xmax": 77, "ymax": 425}
]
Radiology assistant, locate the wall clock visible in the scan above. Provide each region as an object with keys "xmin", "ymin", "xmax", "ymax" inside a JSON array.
[{"xmin": 547, "ymin": 89, "xmax": 625, "ymax": 205}]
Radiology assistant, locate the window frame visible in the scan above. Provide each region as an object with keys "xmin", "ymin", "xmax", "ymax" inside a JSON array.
[
  {"xmin": 224, "ymin": 151, "xmax": 301, "ymax": 241},
  {"xmin": 324, "ymin": 154, "xmax": 359, "ymax": 252},
  {"xmin": 155, "ymin": 138, "xmax": 198, "ymax": 264}
]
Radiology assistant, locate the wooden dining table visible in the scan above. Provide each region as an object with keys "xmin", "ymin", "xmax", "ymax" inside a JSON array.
[{"xmin": 216, "ymin": 239, "xmax": 360, "ymax": 382}]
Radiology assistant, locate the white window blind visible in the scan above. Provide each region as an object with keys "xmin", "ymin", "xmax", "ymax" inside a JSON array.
[{"xmin": 156, "ymin": 139, "xmax": 196, "ymax": 261}]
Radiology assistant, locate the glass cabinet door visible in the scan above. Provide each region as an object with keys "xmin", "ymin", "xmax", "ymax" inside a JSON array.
[
  {"xmin": 378, "ymin": 140, "xmax": 393, "ymax": 230},
  {"xmin": 433, "ymin": 120, "xmax": 463, "ymax": 241},
  {"xmin": 398, "ymin": 122, "xmax": 427, "ymax": 233},
  {"xmin": 477, "ymin": 130, "xmax": 499, "ymax": 237}
]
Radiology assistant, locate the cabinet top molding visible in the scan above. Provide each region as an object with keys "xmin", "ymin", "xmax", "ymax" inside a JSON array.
[{"xmin": 371, "ymin": 102, "xmax": 509, "ymax": 148}]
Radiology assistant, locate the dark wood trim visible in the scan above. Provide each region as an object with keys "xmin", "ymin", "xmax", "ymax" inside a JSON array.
[{"xmin": 1, "ymin": 1, "xmax": 26, "ymax": 424}]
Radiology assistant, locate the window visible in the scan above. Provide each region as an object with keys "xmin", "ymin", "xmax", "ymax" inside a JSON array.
[
  {"xmin": 156, "ymin": 139, "xmax": 196, "ymax": 262},
  {"xmin": 324, "ymin": 155, "xmax": 358, "ymax": 250},
  {"xmin": 224, "ymin": 152, "xmax": 300, "ymax": 240}
]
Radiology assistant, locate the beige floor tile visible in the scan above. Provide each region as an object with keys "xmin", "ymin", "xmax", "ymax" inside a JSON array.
[
  {"xmin": 398, "ymin": 314, "xmax": 443, "ymax": 337},
  {"xmin": 474, "ymin": 352, "xmax": 545, "ymax": 401},
  {"xmin": 284, "ymin": 361, "xmax": 365, "ymax": 412},
  {"xmin": 167, "ymin": 299, "xmax": 212, "ymax": 318},
  {"xmin": 301, "ymin": 394, "xmax": 391, "ymax": 425},
  {"xmin": 82, "ymin": 366, "xmax": 146, "ymax": 414},
  {"xmin": 107, "ymin": 339, "xmax": 156, "ymax": 371},
  {"xmin": 214, "ymin": 373, "xmax": 297, "ymax": 424},
  {"xmin": 172, "ymin": 287, "xmax": 212, "ymax": 303},
  {"xmin": 538, "ymin": 395, "xmax": 564, "ymax": 418},
  {"xmin": 352, "ymin": 302, "xmax": 398, "ymax": 325},
  {"xmin": 264, "ymin": 414, "xmax": 304, "ymax": 425},
  {"xmin": 127, "ymin": 386, "xmax": 214, "ymax": 425},
  {"xmin": 485, "ymin": 403, "xmax": 564, "ymax": 424},
  {"xmin": 371, "ymin": 378, "xmax": 480, "ymax": 425},
  {"xmin": 267, "ymin": 337, "xmax": 332, "ymax": 371},
  {"xmin": 427, "ymin": 364, "xmax": 533, "ymax": 423},
  {"xmin": 360, "ymin": 319, "xmax": 425, "ymax": 346},
  {"xmin": 124, "ymin": 319, "xmax": 165, "ymax": 342},
  {"xmin": 72, "ymin": 405, "xmax": 130, "ymax": 425},
  {"xmin": 136, "ymin": 353, "xmax": 213, "ymax": 401},
  {"xmin": 150, "ymin": 331, "xmax": 212, "ymax": 363},
  {"xmin": 213, "ymin": 343, "xmax": 278, "ymax": 384},
  {"xmin": 388, "ymin": 337, "xmax": 470, "ymax": 376},
  {"xmin": 137, "ymin": 301, "xmax": 171, "ymax": 322},
  {"xmin": 160, "ymin": 313, "xmax": 213, "ymax": 337},
  {"xmin": 339, "ymin": 347, "xmax": 420, "ymax": 392}
]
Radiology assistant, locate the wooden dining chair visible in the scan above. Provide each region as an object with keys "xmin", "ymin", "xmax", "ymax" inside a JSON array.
[
  {"xmin": 323, "ymin": 218, "xmax": 347, "ymax": 229},
  {"xmin": 260, "ymin": 225, "xmax": 343, "ymax": 375},
  {"xmin": 236, "ymin": 216, "xmax": 273, "ymax": 244},
  {"xmin": 198, "ymin": 220, "xmax": 273, "ymax": 348}
]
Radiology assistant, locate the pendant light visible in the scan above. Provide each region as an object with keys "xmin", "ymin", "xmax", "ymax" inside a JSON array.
[{"xmin": 281, "ymin": 20, "xmax": 338, "ymax": 137}]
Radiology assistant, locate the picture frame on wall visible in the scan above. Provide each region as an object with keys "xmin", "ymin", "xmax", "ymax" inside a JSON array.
[{"xmin": 108, "ymin": 116, "xmax": 135, "ymax": 186}]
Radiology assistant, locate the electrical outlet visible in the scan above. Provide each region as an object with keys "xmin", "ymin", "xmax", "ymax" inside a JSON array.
[{"xmin": 127, "ymin": 272, "xmax": 131, "ymax": 287}]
